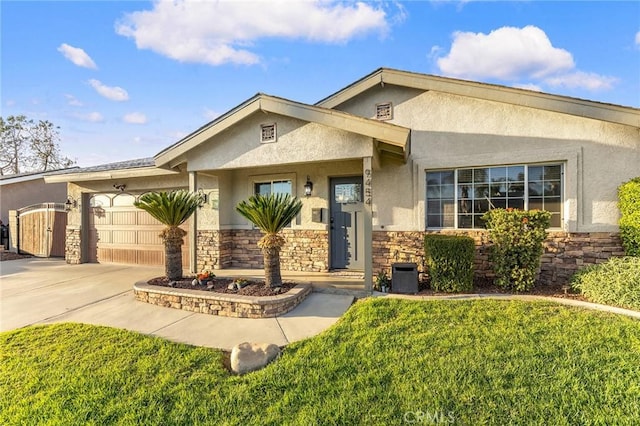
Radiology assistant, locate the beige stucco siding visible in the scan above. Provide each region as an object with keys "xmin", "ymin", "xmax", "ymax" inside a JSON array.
[
  {"xmin": 185, "ymin": 112, "xmax": 373, "ymax": 171},
  {"xmin": 334, "ymin": 85, "xmax": 640, "ymax": 232}
]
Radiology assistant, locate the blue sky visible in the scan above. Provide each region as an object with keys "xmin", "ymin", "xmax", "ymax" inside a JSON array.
[{"xmin": 2, "ymin": 1, "xmax": 639, "ymax": 168}]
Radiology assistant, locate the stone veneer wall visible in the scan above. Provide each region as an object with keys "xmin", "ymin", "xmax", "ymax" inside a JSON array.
[
  {"xmin": 196, "ymin": 229, "xmax": 329, "ymax": 272},
  {"xmin": 197, "ymin": 230, "xmax": 232, "ymax": 271},
  {"xmin": 134, "ymin": 283, "xmax": 312, "ymax": 318},
  {"xmin": 373, "ymin": 230, "xmax": 624, "ymax": 286},
  {"xmin": 65, "ymin": 227, "xmax": 81, "ymax": 264}
]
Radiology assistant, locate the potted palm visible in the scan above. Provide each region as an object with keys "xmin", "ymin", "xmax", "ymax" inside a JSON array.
[
  {"xmin": 375, "ymin": 271, "xmax": 391, "ymax": 293},
  {"xmin": 236, "ymin": 193, "xmax": 302, "ymax": 288}
]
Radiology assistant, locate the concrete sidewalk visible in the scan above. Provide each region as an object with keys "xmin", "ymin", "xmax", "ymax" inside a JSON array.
[{"xmin": 0, "ymin": 258, "xmax": 354, "ymax": 350}]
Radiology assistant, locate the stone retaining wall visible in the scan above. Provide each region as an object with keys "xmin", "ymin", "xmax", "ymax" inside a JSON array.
[
  {"xmin": 373, "ymin": 230, "xmax": 624, "ymax": 286},
  {"xmin": 134, "ymin": 282, "xmax": 312, "ymax": 318}
]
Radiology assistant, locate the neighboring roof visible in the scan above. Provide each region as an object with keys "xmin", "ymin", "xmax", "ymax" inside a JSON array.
[
  {"xmin": 0, "ymin": 167, "xmax": 79, "ymax": 186},
  {"xmin": 44, "ymin": 157, "xmax": 178, "ymax": 183},
  {"xmin": 155, "ymin": 93, "xmax": 412, "ymax": 168},
  {"xmin": 316, "ymin": 68, "xmax": 640, "ymax": 128}
]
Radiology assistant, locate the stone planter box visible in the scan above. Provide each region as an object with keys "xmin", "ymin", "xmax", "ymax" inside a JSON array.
[{"xmin": 133, "ymin": 281, "xmax": 312, "ymax": 319}]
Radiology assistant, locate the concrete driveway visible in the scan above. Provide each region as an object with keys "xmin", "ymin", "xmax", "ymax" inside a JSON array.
[{"xmin": 0, "ymin": 258, "xmax": 354, "ymax": 350}]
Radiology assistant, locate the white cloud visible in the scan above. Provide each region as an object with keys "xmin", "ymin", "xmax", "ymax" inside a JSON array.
[
  {"xmin": 123, "ymin": 112, "xmax": 147, "ymax": 124},
  {"xmin": 88, "ymin": 79, "xmax": 129, "ymax": 101},
  {"xmin": 58, "ymin": 43, "xmax": 98, "ymax": 69},
  {"xmin": 437, "ymin": 26, "xmax": 574, "ymax": 80},
  {"xmin": 5, "ymin": 100, "xmax": 16, "ymax": 107},
  {"xmin": 636, "ymin": 31, "xmax": 640, "ymax": 47},
  {"xmin": 64, "ymin": 94, "xmax": 83, "ymax": 106},
  {"xmin": 73, "ymin": 112, "xmax": 104, "ymax": 122},
  {"xmin": 116, "ymin": 0, "xmax": 390, "ymax": 66},
  {"xmin": 544, "ymin": 72, "xmax": 618, "ymax": 91},
  {"xmin": 434, "ymin": 25, "xmax": 619, "ymax": 93}
]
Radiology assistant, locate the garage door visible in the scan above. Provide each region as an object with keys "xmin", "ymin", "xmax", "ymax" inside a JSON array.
[{"xmin": 87, "ymin": 192, "xmax": 190, "ymax": 267}]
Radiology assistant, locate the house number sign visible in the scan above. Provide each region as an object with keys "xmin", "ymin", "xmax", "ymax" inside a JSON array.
[{"xmin": 364, "ymin": 168, "xmax": 372, "ymax": 205}]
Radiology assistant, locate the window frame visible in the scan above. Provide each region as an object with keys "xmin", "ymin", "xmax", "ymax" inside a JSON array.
[
  {"xmin": 247, "ymin": 173, "xmax": 298, "ymax": 228},
  {"xmin": 426, "ymin": 163, "xmax": 564, "ymax": 230}
]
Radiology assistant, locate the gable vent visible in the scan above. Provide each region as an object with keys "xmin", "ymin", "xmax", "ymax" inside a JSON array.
[
  {"xmin": 375, "ymin": 102, "xmax": 393, "ymax": 120},
  {"xmin": 260, "ymin": 123, "xmax": 277, "ymax": 143}
]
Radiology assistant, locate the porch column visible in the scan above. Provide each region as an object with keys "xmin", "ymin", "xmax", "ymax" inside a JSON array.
[
  {"xmin": 363, "ymin": 157, "xmax": 373, "ymax": 292},
  {"xmin": 188, "ymin": 171, "xmax": 198, "ymax": 274}
]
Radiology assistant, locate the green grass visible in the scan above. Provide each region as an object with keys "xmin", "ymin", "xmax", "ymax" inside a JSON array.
[{"xmin": 2, "ymin": 299, "xmax": 640, "ymax": 425}]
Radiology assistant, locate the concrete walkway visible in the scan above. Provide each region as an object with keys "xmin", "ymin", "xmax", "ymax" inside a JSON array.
[{"xmin": 0, "ymin": 258, "xmax": 354, "ymax": 350}]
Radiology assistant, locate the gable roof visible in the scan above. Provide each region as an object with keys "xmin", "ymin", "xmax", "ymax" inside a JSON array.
[
  {"xmin": 155, "ymin": 93, "xmax": 411, "ymax": 168},
  {"xmin": 316, "ymin": 68, "xmax": 640, "ymax": 128}
]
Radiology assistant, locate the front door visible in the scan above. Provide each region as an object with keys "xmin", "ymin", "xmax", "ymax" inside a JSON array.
[{"xmin": 330, "ymin": 176, "xmax": 364, "ymax": 270}]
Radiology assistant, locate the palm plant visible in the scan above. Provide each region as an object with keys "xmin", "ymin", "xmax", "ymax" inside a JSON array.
[
  {"xmin": 134, "ymin": 190, "xmax": 203, "ymax": 281},
  {"xmin": 236, "ymin": 193, "xmax": 303, "ymax": 288}
]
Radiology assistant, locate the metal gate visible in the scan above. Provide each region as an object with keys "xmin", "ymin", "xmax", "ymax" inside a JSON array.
[{"xmin": 16, "ymin": 203, "xmax": 67, "ymax": 257}]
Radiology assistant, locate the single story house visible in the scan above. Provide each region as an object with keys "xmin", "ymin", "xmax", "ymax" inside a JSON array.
[{"xmin": 46, "ymin": 68, "xmax": 640, "ymax": 289}]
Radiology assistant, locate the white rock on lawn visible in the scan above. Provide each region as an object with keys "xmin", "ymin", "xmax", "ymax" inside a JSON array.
[{"xmin": 230, "ymin": 342, "xmax": 281, "ymax": 375}]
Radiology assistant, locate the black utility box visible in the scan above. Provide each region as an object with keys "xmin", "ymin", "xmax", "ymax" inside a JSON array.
[{"xmin": 392, "ymin": 262, "xmax": 418, "ymax": 294}]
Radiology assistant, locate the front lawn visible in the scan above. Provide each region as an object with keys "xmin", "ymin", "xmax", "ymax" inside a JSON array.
[{"xmin": 2, "ymin": 299, "xmax": 639, "ymax": 425}]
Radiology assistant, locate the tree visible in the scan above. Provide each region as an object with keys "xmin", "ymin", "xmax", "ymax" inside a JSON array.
[
  {"xmin": 27, "ymin": 120, "xmax": 74, "ymax": 172},
  {"xmin": 236, "ymin": 193, "xmax": 303, "ymax": 288},
  {"xmin": 134, "ymin": 190, "xmax": 204, "ymax": 281},
  {"xmin": 0, "ymin": 115, "xmax": 27, "ymax": 175},
  {"xmin": 0, "ymin": 115, "xmax": 74, "ymax": 175}
]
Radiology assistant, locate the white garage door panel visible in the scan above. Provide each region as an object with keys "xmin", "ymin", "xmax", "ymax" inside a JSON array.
[{"xmin": 87, "ymin": 193, "xmax": 190, "ymax": 267}]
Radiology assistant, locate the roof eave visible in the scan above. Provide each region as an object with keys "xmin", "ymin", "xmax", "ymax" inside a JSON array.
[
  {"xmin": 317, "ymin": 68, "xmax": 640, "ymax": 128},
  {"xmin": 155, "ymin": 93, "xmax": 412, "ymax": 167},
  {"xmin": 44, "ymin": 166, "xmax": 179, "ymax": 183}
]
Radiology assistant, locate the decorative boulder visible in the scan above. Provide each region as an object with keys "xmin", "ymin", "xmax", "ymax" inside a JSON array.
[{"xmin": 230, "ymin": 342, "xmax": 281, "ymax": 375}]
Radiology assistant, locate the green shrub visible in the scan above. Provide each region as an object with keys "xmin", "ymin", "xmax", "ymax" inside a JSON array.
[
  {"xmin": 482, "ymin": 209, "xmax": 551, "ymax": 292},
  {"xmin": 424, "ymin": 234, "xmax": 475, "ymax": 292},
  {"xmin": 618, "ymin": 177, "xmax": 640, "ymax": 257},
  {"xmin": 571, "ymin": 257, "xmax": 640, "ymax": 310}
]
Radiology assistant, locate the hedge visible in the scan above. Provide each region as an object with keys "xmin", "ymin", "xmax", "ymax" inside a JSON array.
[
  {"xmin": 424, "ymin": 234, "xmax": 475, "ymax": 292},
  {"xmin": 618, "ymin": 177, "xmax": 640, "ymax": 257},
  {"xmin": 482, "ymin": 209, "xmax": 551, "ymax": 292},
  {"xmin": 571, "ymin": 257, "xmax": 640, "ymax": 311}
]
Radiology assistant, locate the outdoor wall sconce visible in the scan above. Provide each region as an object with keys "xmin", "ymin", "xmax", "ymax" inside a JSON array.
[
  {"xmin": 304, "ymin": 176, "xmax": 313, "ymax": 197},
  {"xmin": 113, "ymin": 183, "xmax": 127, "ymax": 192},
  {"xmin": 65, "ymin": 196, "xmax": 78, "ymax": 211},
  {"xmin": 197, "ymin": 188, "xmax": 208, "ymax": 205}
]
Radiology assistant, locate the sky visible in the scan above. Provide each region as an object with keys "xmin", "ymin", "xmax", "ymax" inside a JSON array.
[{"xmin": 2, "ymin": 1, "xmax": 639, "ymax": 168}]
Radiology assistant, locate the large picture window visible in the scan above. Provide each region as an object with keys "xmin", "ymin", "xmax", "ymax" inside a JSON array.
[{"xmin": 426, "ymin": 164, "xmax": 563, "ymax": 229}]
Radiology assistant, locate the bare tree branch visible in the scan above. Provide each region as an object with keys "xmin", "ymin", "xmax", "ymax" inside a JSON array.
[{"xmin": 0, "ymin": 115, "xmax": 75, "ymax": 175}]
